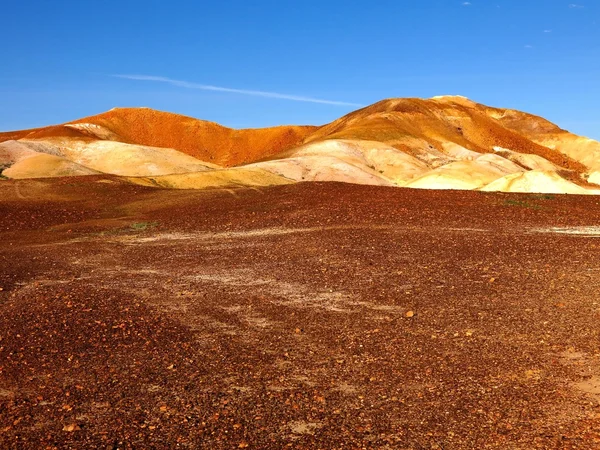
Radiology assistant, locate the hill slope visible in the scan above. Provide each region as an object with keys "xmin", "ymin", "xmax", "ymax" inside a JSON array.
[
  {"xmin": 2, "ymin": 97, "xmax": 600, "ymax": 194},
  {"xmin": 0, "ymin": 108, "xmax": 316, "ymax": 167}
]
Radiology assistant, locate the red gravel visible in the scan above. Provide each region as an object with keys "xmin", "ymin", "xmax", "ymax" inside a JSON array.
[{"xmin": 1, "ymin": 177, "xmax": 600, "ymax": 448}]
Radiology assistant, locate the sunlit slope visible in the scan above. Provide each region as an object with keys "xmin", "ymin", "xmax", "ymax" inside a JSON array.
[
  {"xmin": 3, "ymin": 153, "xmax": 100, "ymax": 179},
  {"xmin": 0, "ymin": 138, "xmax": 218, "ymax": 177},
  {"xmin": 481, "ymin": 170, "xmax": 600, "ymax": 195},
  {"xmin": 2, "ymin": 97, "xmax": 600, "ymax": 194},
  {"xmin": 286, "ymin": 96, "xmax": 599, "ymax": 193},
  {"xmin": 0, "ymin": 108, "xmax": 316, "ymax": 168},
  {"xmin": 248, "ymin": 139, "xmax": 422, "ymax": 186},
  {"xmin": 305, "ymin": 96, "xmax": 587, "ymax": 171},
  {"xmin": 68, "ymin": 108, "xmax": 317, "ymax": 167},
  {"xmin": 126, "ymin": 167, "xmax": 293, "ymax": 190}
]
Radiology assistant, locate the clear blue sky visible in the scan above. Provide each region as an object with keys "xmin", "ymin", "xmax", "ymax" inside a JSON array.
[{"xmin": 2, "ymin": 0, "xmax": 599, "ymax": 139}]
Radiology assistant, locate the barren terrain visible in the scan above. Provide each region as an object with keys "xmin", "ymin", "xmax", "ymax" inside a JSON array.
[
  {"xmin": 3, "ymin": 96, "xmax": 600, "ymax": 194},
  {"xmin": 1, "ymin": 176, "xmax": 600, "ymax": 448}
]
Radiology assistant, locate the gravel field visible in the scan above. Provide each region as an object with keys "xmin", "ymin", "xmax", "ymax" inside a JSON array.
[{"xmin": 1, "ymin": 177, "xmax": 600, "ymax": 449}]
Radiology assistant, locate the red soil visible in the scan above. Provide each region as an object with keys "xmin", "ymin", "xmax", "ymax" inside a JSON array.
[{"xmin": 1, "ymin": 177, "xmax": 600, "ymax": 448}]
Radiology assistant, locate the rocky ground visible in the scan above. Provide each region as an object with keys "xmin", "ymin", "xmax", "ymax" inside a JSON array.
[{"xmin": 1, "ymin": 176, "xmax": 600, "ymax": 449}]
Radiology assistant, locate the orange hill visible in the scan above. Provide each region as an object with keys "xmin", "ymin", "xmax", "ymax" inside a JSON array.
[
  {"xmin": 2, "ymin": 96, "xmax": 600, "ymax": 194},
  {"xmin": 301, "ymin": 96, "xmax": 586, "ymax": 172},
  {"xmin": 0, "ymin": 108, "xmax": 317, "ymax": 167}
]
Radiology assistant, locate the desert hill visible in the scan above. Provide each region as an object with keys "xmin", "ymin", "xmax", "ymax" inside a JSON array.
[
  {"xmin": 0, "ymin": 108, "xmax": 315, "ymax": 167},
  {"xmin": 2, "ymin": 97, "xmax": 600, "ymax": 194}
]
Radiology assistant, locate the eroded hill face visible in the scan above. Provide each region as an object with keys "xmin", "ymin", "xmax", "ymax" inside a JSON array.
[{"xmin": 1, "ymin": 97, "xmax": 600, "ymax": 194}]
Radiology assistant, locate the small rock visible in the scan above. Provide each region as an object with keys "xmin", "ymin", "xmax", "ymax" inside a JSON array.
[
  {"xmin": 405, "ymin": 311, "xmax": 415, "ymax": 318},
  {"xmin": 62, "ymin": 423, "xmax": 80, "ymax": 432}
]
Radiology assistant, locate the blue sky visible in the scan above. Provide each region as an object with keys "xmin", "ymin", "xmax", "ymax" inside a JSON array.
[{"xmin": 2, "ymin": 0, "xmax": 599, "ymax": 139}]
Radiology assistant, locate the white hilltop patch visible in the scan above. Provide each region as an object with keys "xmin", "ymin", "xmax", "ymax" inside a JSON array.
[
  {"xmin": 64, "ymin": 123, "xmax": 121, "ymax": 141},
  {"xmin": 431, "ymin": 95, "xmax": 470, "ymax": 100}
]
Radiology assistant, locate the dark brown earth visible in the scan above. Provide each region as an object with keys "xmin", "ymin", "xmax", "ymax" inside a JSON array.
[{"xmin": 1, "ymin": 177, "xmax": 600, "ymax": 449}]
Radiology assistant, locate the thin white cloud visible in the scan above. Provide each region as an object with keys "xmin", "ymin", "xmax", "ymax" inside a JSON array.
[
  {"xmin": 462, "ymin": 2, "xmax": 472, "ymax": 5},
  {"xmin": 569, "ymin": 4, "xmax": 584, "ymax": 8},
  {"xmin": 112, "ymin": 74, "xmax": 362, "ymax": 107},
  {"xmin": 544, "ymin": 29, "xmax": 552, "ymax": 33}
]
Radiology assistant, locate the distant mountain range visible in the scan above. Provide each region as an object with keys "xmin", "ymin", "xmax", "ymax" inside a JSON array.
[{"xmin": 2, "ymin": 96, "xmax": 600, "ymax": 194}]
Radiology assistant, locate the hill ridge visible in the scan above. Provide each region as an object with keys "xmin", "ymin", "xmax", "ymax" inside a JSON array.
[{"xmin": 2, "ymin": 97, "xmax": 600, "ymax": 194}]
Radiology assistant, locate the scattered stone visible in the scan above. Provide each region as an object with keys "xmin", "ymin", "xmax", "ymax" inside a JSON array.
[{"xmin": 62, "ymin": 423, "xmax": 80, "ymax": 432}]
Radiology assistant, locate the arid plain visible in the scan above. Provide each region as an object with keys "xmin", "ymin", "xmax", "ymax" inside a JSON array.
[{"xmin": 1, "ymin": 97, "xmax": 600, "ymax": 448}]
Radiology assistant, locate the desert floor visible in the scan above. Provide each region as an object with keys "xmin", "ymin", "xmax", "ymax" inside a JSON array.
[{"xmin": 1, "ymin": 176, "xmax": 600, "ymax": 449}]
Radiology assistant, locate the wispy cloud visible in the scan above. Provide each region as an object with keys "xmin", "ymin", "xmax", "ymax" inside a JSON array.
[
  {"xmin": 113, "ymin": 74, "xmax": 362, "ymax": 107},
  {"xmin": 569, "ymin": 3, "xmax": 584, "ymax": 8}
]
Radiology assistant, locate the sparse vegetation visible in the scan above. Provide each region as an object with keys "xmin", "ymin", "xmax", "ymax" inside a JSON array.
[
  {"xmin": 531, "ymin": 194, "xmax": 555, "ymax": 200},
  {"xmin": 503, "ymin": 199, "xmax": 542, "ymax": 210},
  {"xmin": 129, "ymin": 221, "xmax": 159, "ymax": 231}
]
